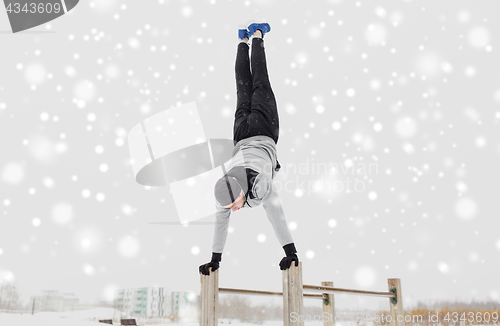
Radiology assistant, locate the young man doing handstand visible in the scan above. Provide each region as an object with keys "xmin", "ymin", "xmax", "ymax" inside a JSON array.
[{"xmin": 199, "ymin": 22, "xmax": 299, "ymax": 275}]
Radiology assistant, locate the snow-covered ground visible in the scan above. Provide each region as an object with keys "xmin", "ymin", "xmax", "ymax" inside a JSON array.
[
  {"xmin": 0, "ymin": 308, "xmax": 352, "ymax": 325},
  {"xmin": 0, "ymin": 308, "xmax": 179, "ymax": 326}
]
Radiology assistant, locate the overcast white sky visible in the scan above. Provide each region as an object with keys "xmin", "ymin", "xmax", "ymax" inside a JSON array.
[{"xmin": 0, "ymin": 0, "xmax": 499, "ymax": 310}]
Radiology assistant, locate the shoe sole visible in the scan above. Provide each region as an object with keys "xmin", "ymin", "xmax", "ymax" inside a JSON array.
[{"xmin": 247, "ymin": 22, "xmax": 271, "ymax": 35}]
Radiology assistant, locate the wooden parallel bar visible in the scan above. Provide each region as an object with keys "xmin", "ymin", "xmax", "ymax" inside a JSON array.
[
  {"xmin": 283, "ymin": 261, "xmax": 304, "ymax": 326},
  {"xmin": 303, "ymin": 284, "xmax": 396, "ymax": 299},
  {"xmin": 304, "ymin": 293, "xmax": 325, "ymax": 299},
  {"xmin": 219, "ymin": 287, "xmax": 282, "ymax": 296},
  {"xmin": 322, "ymin": 281, "xmax": 335, "ymax": 326},
  {"xmin": 220, "ymin": 284, "xmax": 394, "ymax": 299},
  {"xmin": 218, "ymin": 287, "xmax": 324, "ymax": 299},
  {"xmin": 200, "ymin": 267, "xmax": 219, "ymax": 326},
  {"xmin": 388, "ymin": 278, "xmax": 404, "ymax": 326}
]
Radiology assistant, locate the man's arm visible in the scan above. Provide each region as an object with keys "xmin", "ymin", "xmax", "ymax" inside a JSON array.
[
  {"xmin": 212, "ymin": 201, "xmax": 232, "ymax": 254},
  {"xmin": 199, "ymin": 202, "xmax": 231, "ymax": 275},
  {"xmin": 261, "ymin": 178, "xmax": 294, "ymax": 247}
]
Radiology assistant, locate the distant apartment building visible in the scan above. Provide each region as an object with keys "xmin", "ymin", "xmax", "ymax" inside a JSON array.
[
  {"xmin": 168, "ymin": 291, "xmax": 199, "ymax": 321},
  {"xmin": 113, "ymin": 287, "xmax": 198, "ymax": 321},
  {"xmin": 29, "ymin": 290, "xmax": 79, "ymax": 312}
]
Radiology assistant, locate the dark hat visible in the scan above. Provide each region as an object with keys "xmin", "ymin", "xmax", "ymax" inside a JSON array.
[{"xmin": 214, "ymin": 175, "xmax": 243, "ymax": 207}]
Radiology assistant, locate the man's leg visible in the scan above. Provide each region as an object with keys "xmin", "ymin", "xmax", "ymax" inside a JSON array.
[
  {"xmin": 249, "ymin": 33, "xmax": 279, "ymax": 144},
  {"xmin": 233, "ymin": 40, "xmax": 253, "ymax": 146}
]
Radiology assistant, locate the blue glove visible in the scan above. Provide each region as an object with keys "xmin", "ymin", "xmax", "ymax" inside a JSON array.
[
  {"xmin": 199, "ymin": 252, "xmax": 222, "ymax": 275},
  {"xmin": 279, "ymin": 243, "xmax": 299, "ymax": 270}
]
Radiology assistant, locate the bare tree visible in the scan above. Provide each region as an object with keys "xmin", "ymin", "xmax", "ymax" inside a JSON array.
[
  {"xmin": 412, "ymin": 298, "xmax": 500, "ymax": 310},
  {"xmin": 0, "ymin": 281, "xmax": 21, "ymax": 312}
]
